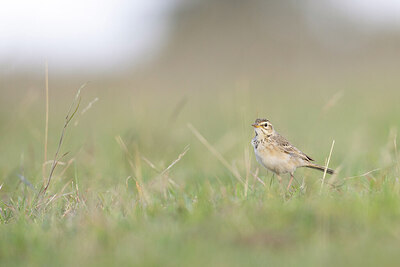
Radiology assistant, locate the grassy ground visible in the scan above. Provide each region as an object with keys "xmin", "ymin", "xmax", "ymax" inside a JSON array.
[{"xmin": 1, "ymin": 76, "xmax": 400, "ymax": 266}]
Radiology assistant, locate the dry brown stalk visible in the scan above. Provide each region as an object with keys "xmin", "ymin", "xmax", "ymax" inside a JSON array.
[
  {"xmin": 187, "ymin": 123, "xmax": 245, "ymax": 185},
  {"xmin": 37, "ymin": 83, "xmax": 86, "ymax": 199}
]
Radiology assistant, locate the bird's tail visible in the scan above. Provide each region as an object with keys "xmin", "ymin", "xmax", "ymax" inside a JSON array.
[{"xmin": 303, "ymin": 164, "xmax": 335, "ymax": 175}]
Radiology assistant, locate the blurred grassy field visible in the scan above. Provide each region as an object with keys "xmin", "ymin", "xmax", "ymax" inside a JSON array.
[{"xmin": 1, "ymin": 74, "xmax": 400, "ymax": 266}]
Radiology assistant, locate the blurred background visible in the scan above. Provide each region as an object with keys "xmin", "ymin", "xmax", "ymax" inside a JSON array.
[
  {"xmin": 3, "ymin": 2, "xmax": 400, "ymax": 265},
  {"xmin": 2, "ymin": 0, "xmax": 400, "ymax": 78},
  {"xmin": 1, "ymin": 0, "xmax": 400, "ymax": 187}
]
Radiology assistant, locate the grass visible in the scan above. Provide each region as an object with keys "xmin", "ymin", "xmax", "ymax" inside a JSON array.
[{"xmin": 1, "ymin": 77, "xmax": 400, "ymax": 266}]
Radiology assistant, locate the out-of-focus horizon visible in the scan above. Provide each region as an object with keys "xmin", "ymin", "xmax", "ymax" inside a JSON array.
[{"xmin": 2, "ymin": 0, "xmax": 400, "ymax": 81}]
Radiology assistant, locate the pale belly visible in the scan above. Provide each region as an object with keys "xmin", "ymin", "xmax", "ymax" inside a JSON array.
[{"xmin": 254, "ymin": 146, "xmax": 298, "ymax": 175}]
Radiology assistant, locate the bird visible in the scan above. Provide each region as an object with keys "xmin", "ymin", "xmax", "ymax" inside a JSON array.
[{"xmin": 251, "ymin": 118, "xmax": 335, "ymax": 190}]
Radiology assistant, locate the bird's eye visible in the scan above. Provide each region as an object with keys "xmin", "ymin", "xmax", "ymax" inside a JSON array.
[{"xmin": 263, "ymin": 123, "xmax": 268, "ymax": 127}]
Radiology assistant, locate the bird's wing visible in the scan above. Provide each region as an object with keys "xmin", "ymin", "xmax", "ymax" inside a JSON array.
[{"xmin": 272, "ymin": 133, "xmax": 314, "ymax": 162}]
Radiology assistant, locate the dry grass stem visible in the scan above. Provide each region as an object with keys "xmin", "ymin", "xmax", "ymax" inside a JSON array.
[
  {"xmin": 141, "ymin": 156, "xmax": 160, "ymax": 172},
  {"xmin": 43, "ymin": 160, "xmax": 66, "ymax": 166},
  {"xmin": 187, "ymin": 123, "xmax": 245, "ymax": 185},
  {"xmin": 168, "ymin": 178, "xmax": 179, "ymax": 188},
  {"xmin": 115, "ymin": 136, "xmax": 137, "ymax": 174},
  {"xmin": 343, "ymin": 168, "xmax": 381, "ymax": 181},
  {"xmin": 146, "ymin": 147, "xmax": 188, "ymax": 190},
  {"xmin": 244, "ymin": 148, "xmax": 251, "ymax": 197},
  {"xmin": 320, "ymin": 140, "xmax": 335, "ymax": 194},
  {"xmin": 322, "ymin": 91, "xmax": 343, "ymax": 113},
  {"xmin": 252, "ymin": 168, "xmax": 265, "ymax": 187},
  {"xmin": 17, "ymin": 175, "xmax": 34, "ymax": 189},
  {"xmin": 37, "ymin": 83, "xmax": 86, "ymax": 198},
  {"xmin": 59, "ymin": 158, "xmax": 76, "ymax": 177},
  {"xmin": 37, "ymin": 181, "xmax": 72, "ymax": 209},
  {"xmin": 43, "ymin": 60, "xmax": 49, "ymax": 186},
  {"xmin": 168, "ymin": 97, "xmax": 187, "ymax": 124},
  {"xmin": 159, "ymin": 145, "xmax": 190, "ymax": 177},
  {"xmin": 81, "ymin": 97, "xmax": 99, "ymax": 114},
  {"xmin": 115, "ymin": 136, "xmax": 150, "ymax": 204},
  {"xmin": 74, "ymin": 97, "xmax": 99, "ymax": 126},
  {"xmin": 394, "ymin": 133, "xmax": 399, "ymax": 174},
  {"xmin": 125, "ymin": 176, "xmax": 132, "ymax": 188}
]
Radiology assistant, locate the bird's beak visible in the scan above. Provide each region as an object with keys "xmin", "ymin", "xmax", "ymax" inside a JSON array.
[{"xmin": 252, "ymin": 124, "xmax": 260, "ymax": 128}]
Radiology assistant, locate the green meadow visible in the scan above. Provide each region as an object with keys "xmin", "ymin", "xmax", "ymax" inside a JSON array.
[{"xmin": 1, "ymin": 74, "xmax": 400, "ymax": 266}]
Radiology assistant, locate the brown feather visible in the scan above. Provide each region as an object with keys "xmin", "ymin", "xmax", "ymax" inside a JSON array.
[
  {"xmin": 271, "ymin": 133, "xmax": 314, "ymax": 162},
  {"xmin": 304, "ymin": 164, "xmax": 335, "ymax": 175}
]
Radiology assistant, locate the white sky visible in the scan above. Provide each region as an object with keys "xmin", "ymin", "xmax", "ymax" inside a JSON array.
[
  {"xmin": 0, "ymin": 0, "xmax": 178, "ymax": 74},
  {"xmin": 0, "ymin": 0, "xmax": 399, "ymax": 74},
  {"xmin": 333, "ymin": 0, "xmax": 400, "ymax": 27}
]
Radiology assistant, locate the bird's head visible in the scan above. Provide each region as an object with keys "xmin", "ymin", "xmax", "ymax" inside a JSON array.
[{"xmin": 252, "ymin": 118, "xmax": 274, "ymax": 136}]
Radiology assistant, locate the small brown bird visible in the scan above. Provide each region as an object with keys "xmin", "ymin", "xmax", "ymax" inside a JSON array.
[{"xmin": 251, "ymin": 118, "xmax": 334, "ymax": 190}]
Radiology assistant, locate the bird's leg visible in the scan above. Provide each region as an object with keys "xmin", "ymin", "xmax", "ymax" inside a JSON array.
[{"xmin": 287, "ymin": 173, "xmax": 294, "ymax": 190}]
